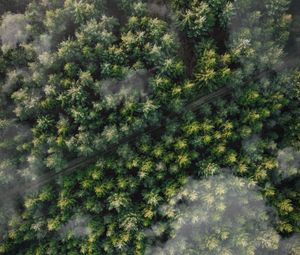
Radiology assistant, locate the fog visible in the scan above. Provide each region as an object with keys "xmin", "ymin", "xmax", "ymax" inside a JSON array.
[
  {"xmin": 146, "ymin": 173, "xmax": 300, "ymax": 255},
  {"xmin": 0, "ymin": 13, "xmax": 29, "ymax": 52}
]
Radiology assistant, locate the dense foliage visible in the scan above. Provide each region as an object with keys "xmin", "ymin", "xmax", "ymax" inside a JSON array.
[{"xmin": 0, "ymin": 0, "xmax": 299, "ymax": 254}]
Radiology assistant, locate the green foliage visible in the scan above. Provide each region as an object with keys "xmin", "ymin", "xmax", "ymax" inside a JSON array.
[{"xmin": 0, "ymin": 0, "xmax": 299, "ymax": 254}]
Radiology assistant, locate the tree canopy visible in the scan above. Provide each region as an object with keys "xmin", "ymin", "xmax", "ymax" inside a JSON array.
[{"xmin": 0, "ymin": 0, "xmax": 300, "ymax": 254}]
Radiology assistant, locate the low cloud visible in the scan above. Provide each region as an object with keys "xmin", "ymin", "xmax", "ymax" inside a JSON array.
[
  {"xmin": 100, "ymin": 69, "xmax": 150, "ymax": 96},
  {"xmin": 1, "ymin": 69, "xmax": 29, "ymax": 95},
  {"xmin": 276, "ymin": 147, "xmax": 300, "ymax": 182},
  {"xmin": 59, "ymin": 215, "xmax": 91, "ymax": 239},
  {"xmin": 98, "ymin": 69, "xmax": 152, "ymax": 109},
  {"xmin": 33, "ymin": 33, "xmax": 52, "ymax": 55},
  {"xmin": 146, "ymin": 173, "xmax": 299, "ymax": 255},
  {"xmin": 147, "ymin": 1, "xmax": 169, "ymax": 18},
  {"xmin": 0, "ymin": 13, "xmax": 29, "ymax": 52}
]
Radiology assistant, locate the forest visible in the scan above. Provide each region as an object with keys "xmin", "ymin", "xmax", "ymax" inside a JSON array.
[{"xmin": 0, "ymin": 0, "xmax": 300, "ymax": 254}]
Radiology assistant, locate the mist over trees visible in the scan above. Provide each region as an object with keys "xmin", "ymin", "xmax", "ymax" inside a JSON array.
[{"xmin": 0, "ymin": 0, "xmax": 299, "ymax": 254}]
